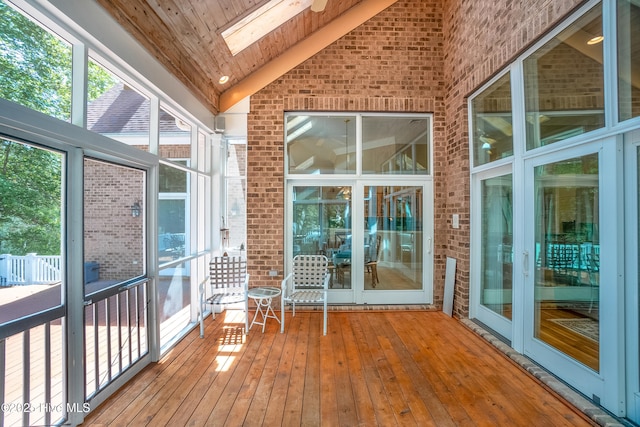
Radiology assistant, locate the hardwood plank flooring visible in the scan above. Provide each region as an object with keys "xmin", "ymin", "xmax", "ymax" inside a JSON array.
[{"xmin": 81, "ymin": 309, "xmax": 596, "ymax": 427}]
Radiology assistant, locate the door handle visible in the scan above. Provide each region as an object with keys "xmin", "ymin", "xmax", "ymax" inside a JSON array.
[
  {"xmin": 523, "ymin": 250, "xmax": 529, "ymax": 276},
  {"xmin": 427, "ymin": 237, "xmax": 432, "ymax": 254}
]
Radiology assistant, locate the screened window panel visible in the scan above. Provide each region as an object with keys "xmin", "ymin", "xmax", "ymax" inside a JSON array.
[
  {"xmin": 0, "ymin": 139, "xmax": 64, "ymax": 322},
  {"xmin": 83, "ymin": 158, "xmax": 146, "ymax": 295},
  {"xmin": 87, "ymin": 56, "xmax": 150, "ymax": 151},
  {"xmin": 0, "ymin": 1, "xmax": 72, "ymax": 121},
  {"xmin": 159, "ymin": 106, "xmax": 191, "ymax": 160}
]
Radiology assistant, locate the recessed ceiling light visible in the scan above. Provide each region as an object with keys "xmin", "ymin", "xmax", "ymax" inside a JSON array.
[
  {"xmin": 587, "ymin": 35, "xmax": 604, "ymax": 45},
  {"xmin": 219, "ymin": 75, "xmax": 230, "ymax": 84}
]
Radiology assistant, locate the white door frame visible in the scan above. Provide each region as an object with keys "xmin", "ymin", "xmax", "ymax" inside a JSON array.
[
  {"xmin": 624, "ymin": 129, "xmax": 640, "ymax": 424},
  {"xmin": 522, "ymin": 136, "xmax": 625, "ymax": 416},
  {"xmin": 355, "ymin": 180, "xmax": 433, "ymax": 305},
  {"xmin": 469, "ymin": 164, "xmax": 514, "ymax": 340},
  {"xmin": 285, "ymin": 178, "xmax": 433, "ymax": 305}
]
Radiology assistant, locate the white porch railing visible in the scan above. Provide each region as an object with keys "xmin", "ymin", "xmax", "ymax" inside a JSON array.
[{"xmin": 0, "ymin": 253, "xmax": 62, "ymax": 286}]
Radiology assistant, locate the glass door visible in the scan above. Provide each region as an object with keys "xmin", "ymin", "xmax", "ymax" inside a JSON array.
[
  {"xmin": 289, "ymin": 184, "xmax": 354, "ymax": 303},
  {"xmin": 471, "ymin": 167, "xmax": 514, "ymax": 339},
  {"xmin": 625, "ymin": 130, "xmax": 640, "ymax": 424},
  {"xmin": 356, "ymin": 182, "xmax": 432, "ymax": 305},
  {"xmin": 287, "ymin": 181, "xmax": 432, "ymax": 305},
  {"xmin": 523, "ymin": 137, "xmax": 623, "ymax": 413}
]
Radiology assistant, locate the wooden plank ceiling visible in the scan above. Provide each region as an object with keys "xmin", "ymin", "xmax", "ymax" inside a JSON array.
[{"xmin": 95, "ymin": 0, "xmax": 399, "ymax": 114}]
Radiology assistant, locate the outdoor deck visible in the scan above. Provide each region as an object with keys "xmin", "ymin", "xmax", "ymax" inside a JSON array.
[{"xmin": 80, "ymin": 309, "xmax": 598, "ymax": 426}]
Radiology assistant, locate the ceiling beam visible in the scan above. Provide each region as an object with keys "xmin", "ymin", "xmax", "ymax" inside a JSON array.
[{"xmin": 219, "ymin": 0, "xmax": 399, "ymax": 112}]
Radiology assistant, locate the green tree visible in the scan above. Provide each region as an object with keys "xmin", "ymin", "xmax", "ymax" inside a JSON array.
[
  {"xmin": 0, "ymin": 139, "xmax": 62, "ymax": 255},
  {"xmin": 0, "ymin": 1, "xmax": 117, "ymax": 255},
  {"xmin": 0, "ymin": 1, "xmax": 69, "ymax": 255},
  {"xmin": 0, "ymin": 1, "xmax": 72, "ymax": 120}
]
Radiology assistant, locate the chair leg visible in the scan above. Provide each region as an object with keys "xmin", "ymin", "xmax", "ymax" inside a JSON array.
[
  {"xmin": 281, "ymin": 297, "xmax": 285, "ymax": 333},
  {"xmin": 244, "ymin": 296, "xmax": 249, "ymax": 335},
  {"xmin": 371, "ymin": 264, "xmax": 378, "ymax": 287},
  {"xmin": 199, "ymin": 301, "xmax": 205, "ymax": 338},
  {"xmin": 323, "ymin": 299, "xmax": 327, "ymax": 336}
]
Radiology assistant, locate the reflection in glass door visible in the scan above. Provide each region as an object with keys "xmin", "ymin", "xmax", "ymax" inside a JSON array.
[
  {"xmin": 363, "ymin": 185, "xmax": 423, "ymax": 292},
  {"xmin": 289, "ymin": 183, "xmax": 431, "ymax": 305},
  {"xmin": 479, "ymin": 175, "xmax": 513, "ymax": 319},
  {"xmin": 292, "ymin": 185, "xmax": 352, "ymax": 289},
  {"xmin": 533, "ymin": 153, "xmax": 599, "ymax": 371}
]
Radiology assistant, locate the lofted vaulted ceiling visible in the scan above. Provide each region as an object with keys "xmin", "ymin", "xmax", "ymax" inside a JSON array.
[{"xmin": 95, "ymin": 0, "xmax": 399, "ymax": 114}]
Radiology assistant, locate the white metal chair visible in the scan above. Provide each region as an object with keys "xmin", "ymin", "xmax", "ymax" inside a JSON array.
[
  {"xmin": 281, "ymin": 254, "xmax": 329, "ymax": 335},
  {"xmin": 199, "ymin": 256, "xmax": 249, "ymax": 338}
]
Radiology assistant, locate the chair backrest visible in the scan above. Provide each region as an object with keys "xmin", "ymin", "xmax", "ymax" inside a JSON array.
[
  {"xmin": 365, "ymin": 234, "xmax": 383, "ymax": 263},
  {"xmin": 292, "ymin": 254, "xmax": 328, "ymax": 288},
  {"xmin": 210, "ymin": 256, "xmax": 246, "ymax": 291}
]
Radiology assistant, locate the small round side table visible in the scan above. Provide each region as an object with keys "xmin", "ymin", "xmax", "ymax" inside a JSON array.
[{"xmin": 247, "ymin": 287, "xmax": 281, "ymax": 333}]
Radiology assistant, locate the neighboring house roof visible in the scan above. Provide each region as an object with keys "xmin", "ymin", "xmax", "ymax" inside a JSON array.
[
  {"xmin": 88, "ymin": 82, "xmax": 149, "ymax": 134},
  {"xmin": 87, "ymin": 82, "xmax": 184, "ymax": 135}
]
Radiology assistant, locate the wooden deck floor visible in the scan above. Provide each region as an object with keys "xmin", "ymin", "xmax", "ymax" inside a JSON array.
[{"xmin": 81, "ymin": 309, "xmax": 596, "ymax": 426}]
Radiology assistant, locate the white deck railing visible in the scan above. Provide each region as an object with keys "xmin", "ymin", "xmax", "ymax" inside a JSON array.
[{"xmin": 0, "ymin": 253, "xmax": 62, "ymax": 285}]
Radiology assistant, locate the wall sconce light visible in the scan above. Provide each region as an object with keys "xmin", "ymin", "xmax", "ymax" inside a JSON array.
[{"xmin": 131, "ymin": 201, "xmax": 141, "ymax": 217}]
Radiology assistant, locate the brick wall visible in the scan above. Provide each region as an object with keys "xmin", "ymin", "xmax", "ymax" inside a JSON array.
[
  {"xmin": 441, "ymin": 0, "xmax": 584, "ymax": 317},
  {"xmin": 246, "ymin": 0, "xmax": 585, "ymax": 316}
]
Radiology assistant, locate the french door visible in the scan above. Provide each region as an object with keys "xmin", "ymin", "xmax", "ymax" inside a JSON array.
[
  {"xmin": 286, "ymin": 180, "xmax": 433, "ymax": 305},
  {"xmin": 522, "ymin": 137, "xmax": 623, "ymax": 414}
]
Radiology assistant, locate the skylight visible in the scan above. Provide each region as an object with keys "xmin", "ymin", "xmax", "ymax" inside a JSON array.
[{"xmin": 222, "ymin": 0, "xmax": 313, "ymax": 56}]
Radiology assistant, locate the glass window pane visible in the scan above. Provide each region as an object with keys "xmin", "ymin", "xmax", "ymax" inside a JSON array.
[
  {"xmin": 159, "ymin": 163, "xmax": 189, "ymax": 263},
  {"xmin": 227, "ymin": 140, "xmax": 247, "ymax": 177},
  {"xmin": 0, "ymin": 139, "xmax": 64, "ymax": 322},
  {"xmin": 618, "ymin": 0, "xmax": 640, "ymax": 122},
  {"xmin": 524, "ymin": 6, "xmax": 604, "ymax": 149},
  {"xmin": 364, "ymin": 185, "xmax": 423, "ymax": 290},
  {"xmin": 226, "ymin": 178, "xmax": 246, "ymax": 252},
  {"xmin": 472, "ymin": 74, "xmax": 513, "ymax": 165},
  {"xmin": 293, "ymin": 186, "xmax": 352, "ymax": 288},
  {"xmin": 0, "ymin": 1, "xmax": 72, "ymax": 121},
  {"xmin": 534, "ymin": 153, "xmax": 599, "ymax": 371},
  {"xmin": 159, "ymin": 261, "xmax": 191, "ymax": 349},
  {"xmin": 159, "ymin": 106, "xmax": 191, "ymax": 160},
  {"xmin": 198, "ymin": 132, "xmax": 207, "ymax": 172},
  {"xmin": 362, "ymin": 117, "xmax": 429, "ymax": 174},
  {"xmin": 480, "ymin": 175, "xmax": 513, "ymax": 319},
  {"xmin": 287, "ymin": 115, "xmax": 356, "ymax": 174},
  {"xmin": 87, "ymin": 56, "xmax": 150, "ymax": 150},
  {"xmin": 159, "ymin": 162, "xmax": 188, "ymax": 193},
  {"xmin": 197, "ymin": 175, "xmax": 207, "ymax": 253},
  {"xmin": 159, "ymin": 199, "xmax": 186, "ymax": 263},
  {"xmin": 84, "ymin": 158, "xmax": 145, "ymax": 295}
]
